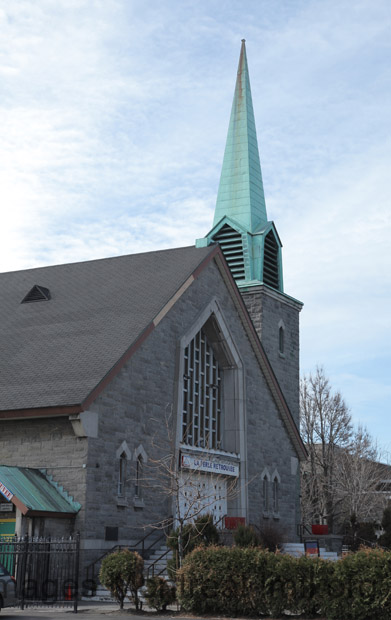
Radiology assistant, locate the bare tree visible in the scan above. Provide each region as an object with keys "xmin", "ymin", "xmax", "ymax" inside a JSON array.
[
  {"xmin": 300, "ymin": 367, "xmax": 388, "ymax": 534},
  {"xmin": 335, "ymin": 425, "xmax": 388, "ymax": 525},
  {"xmin": 300, "ymin": 367, "xmax": 352, "ymax": 532},
  {"xmin": 140, "ymin": 405, "xmax": 238, "ymax": 567}
]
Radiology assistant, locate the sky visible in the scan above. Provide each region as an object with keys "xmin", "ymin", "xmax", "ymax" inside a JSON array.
[{"xmin": 1, "ymin": 1, "xmax": 390, "ymax": 448}]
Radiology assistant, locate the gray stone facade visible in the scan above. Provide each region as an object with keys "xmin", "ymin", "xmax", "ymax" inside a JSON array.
[
  {"xmin": 82, "ymin": 260, "xmax": 302, "ymax": 545},
  {"xmin": 0, "ymin": 259, "xmax": 302, "ymax": 556},
  {"xmin": 0, "ymin": 417, "xmax": 87, "ymax": 538},
  {"xmin": 241, "ymin": 285, "xmax": 303, "ymax": 428}
]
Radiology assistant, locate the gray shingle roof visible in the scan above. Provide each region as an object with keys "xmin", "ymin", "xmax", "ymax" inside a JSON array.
[{"xmin": 0, "ymin": 245, "xmax": 214, "ymax": 411}]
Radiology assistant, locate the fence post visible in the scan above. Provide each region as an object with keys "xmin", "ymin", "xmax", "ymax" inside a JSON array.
[
  {"xmin": 19, "ymin": 535, "xmax": 29, "ymax": 611},
  {"xmin": 73, "ymin": 532, "xmax": 80, "ymax": 614}
]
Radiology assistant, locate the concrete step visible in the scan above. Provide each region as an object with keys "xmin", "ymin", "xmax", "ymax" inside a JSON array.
[
  {"xmin": 282, "ymin": 543, "xmax": 339, "ymax": 561},
  {"xmin": 144, "ymin": 544, "xmax": 172, "ymax": 578}
]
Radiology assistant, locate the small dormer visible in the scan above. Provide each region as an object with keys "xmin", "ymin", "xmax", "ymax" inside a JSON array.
[{"xmin": 21, "ymin": 285, "xmax": 51, "ymax": 304}]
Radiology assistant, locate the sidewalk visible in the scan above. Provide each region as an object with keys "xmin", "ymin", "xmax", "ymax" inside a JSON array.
[
  {"xmin": 0, "ymin": 601, "xmax": 186, "ymax": 619},
  {"xmin": 1, "ymin": 602, "xmax": 332, "ymax": 619}
]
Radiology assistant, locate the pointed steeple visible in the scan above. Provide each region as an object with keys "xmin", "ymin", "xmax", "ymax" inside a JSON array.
[
  {"xmin": 214, "ymin": 40, "xmax": 267, "ymax": 233},
  {"xmin": 197, "ymin": 40, "xmax": 284, "ymax": 293}
]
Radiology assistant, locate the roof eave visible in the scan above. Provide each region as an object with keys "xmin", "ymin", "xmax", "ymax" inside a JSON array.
[
  {"xmin": 213, "ymin": 250, "xmax": 307, "ymax": 460},
  {"xmin": 0, "ymin": 405, "xmax": 82, "ymax": 421}
]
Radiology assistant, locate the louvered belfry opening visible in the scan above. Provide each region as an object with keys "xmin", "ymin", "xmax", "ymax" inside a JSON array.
[
  {"xmin": 213, "ymin": 224, "xmax": 245, "ymax": 282},
  {"xmin": 263, "ymin": 231, "xmax": 279, "ymax": 289}
]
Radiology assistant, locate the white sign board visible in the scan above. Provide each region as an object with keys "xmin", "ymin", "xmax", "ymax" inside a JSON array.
[{"xmin": 181, "ymin": 454, "xmax": 239, "ymax": 477}]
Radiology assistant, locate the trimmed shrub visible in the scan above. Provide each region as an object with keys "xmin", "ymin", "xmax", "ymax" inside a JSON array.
[
  {"xmin": 145, "ymin": 576, "xmax": 176, "ymax": 611},
  {"xmin": 233, "ymin": 524, "xmax": 260, "ymax": 547},
  {"xmin": 99, "ymin": 549, "xmax": 144, "ymax": 610},
  {"xmin": 167, "ymin": 514, "xmax": 219, "ymax": 579},
  {"xmin": 179, "ymin": 545, "xmax": 391, "ymax": 618},
  {"xmin": 167, "ymin": 514, "xmax": 219, "ymax": 557},
  {"xmin": 178, "ymin": 545, "xmax": 270, "ymax": 616},
  {"xmin": 323, "ymin": 547, "xmax": 391, "ymax": 620},
  {"xmin": 258, "ymin": 521, "xmax": 286, "ymax": 552},
  {"xmin": 283, "ymin": 554, "xmax": 333, "ymax": 618}
]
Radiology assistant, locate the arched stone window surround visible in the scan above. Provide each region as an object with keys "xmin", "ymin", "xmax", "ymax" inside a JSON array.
[
  {"xmin": 133, "ymin": 444, "xmax": 148, "ymax": 507},
  {"xmin": 175, "ymin": 298, "xmax": 247, "ymax": 521},
  {"xmin": 116, "ymin": 441, "xmax": 132, "ymax": 498},
  {"xmin": 271, "ymin": 469, "xmax": 281, "ymax": 515},
  {"xmin": 261, "ymin": 468, "xmax": 271, "ymax": 515}
]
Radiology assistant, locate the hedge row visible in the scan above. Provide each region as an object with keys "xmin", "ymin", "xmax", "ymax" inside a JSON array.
[{"xmin": 178, "ymin": 546, "xmax": 391, "ymax": 620}]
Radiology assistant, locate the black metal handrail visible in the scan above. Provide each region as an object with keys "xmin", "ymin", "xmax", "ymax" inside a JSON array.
[
  {"xmin": 146, "ymin": 547, "xmax": 172, "ymax": 579},
  {"xmin": 146, "ymin": 513, "xmax": 228, "ymax": 580},
  {"xmin": 297, "ymin": 523, "xmax": 313, "ymax": 540},
  {"xmin": 84, "ymin": 516, "xmax": 173, "ymax": 587}
]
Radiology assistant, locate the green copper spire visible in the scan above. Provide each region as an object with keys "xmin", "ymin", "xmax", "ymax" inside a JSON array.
[
  {"xmin": 197, "ymin": 41, "xmax": 284, "ymax": 294},
  {"xmin": 214, "ymin": 39, "xmax": 267, "ymax": 233}
]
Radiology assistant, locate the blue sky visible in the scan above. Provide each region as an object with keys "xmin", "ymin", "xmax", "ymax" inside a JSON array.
[{"xmin": 1, "ymin": 1, "xmax": 390, "ymax": 448}]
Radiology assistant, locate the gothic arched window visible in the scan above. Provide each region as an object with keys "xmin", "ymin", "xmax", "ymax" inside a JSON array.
[
  {"xmin": 135, "ymin": 454, "xmax": 143, "ymax": 498},
  {"xmin": 263, "ymin": 475, "xmax": 269, "ymax": 512},
  {"xmin": 273, "ymin": 476, "xmax": 279, "ymax": 513},
  {"xmin": 182, "ymin": 327, "xmax": 222, "ymax": 449},
  {"xmin": 118, "ymin": 451, "xmax": 127, "ymax": 497}
]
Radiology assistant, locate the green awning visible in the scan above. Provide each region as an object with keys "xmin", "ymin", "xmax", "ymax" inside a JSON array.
[{"xmin": 0, "ymin": 465, "xmax": 81, "ymax": 516}]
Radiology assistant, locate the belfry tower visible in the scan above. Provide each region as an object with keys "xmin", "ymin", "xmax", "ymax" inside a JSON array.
[{"xmin": 197, "ymin": 40, "xmax": 303, "ymax": 426}]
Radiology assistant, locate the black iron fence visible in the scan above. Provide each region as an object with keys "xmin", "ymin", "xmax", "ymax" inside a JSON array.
[{"xmin": 0, "ymin": 534, "xmax": 80, "ymax": 612}]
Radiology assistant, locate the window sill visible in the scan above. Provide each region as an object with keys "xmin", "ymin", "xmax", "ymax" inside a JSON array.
[
  {"xmin": 279, "ymin": 352, "xmax": 285, "ymax": 359},
  {"xmin": 273, "ymin": 512, "xmax": 280, "ymax": 520},
  {"xmin": 262, "ymin": 511, "xmax": 270, "ymax": 519},
  {"xmin": 117, "ymin": 497, "xmax": 128, "ymax": 507},
  {"xmin": 133, "ymin": 497, "xmax": 145, "ymax": 509}
]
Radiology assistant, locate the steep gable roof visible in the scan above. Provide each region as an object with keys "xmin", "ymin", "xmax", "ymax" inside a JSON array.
[
  {"xmin": 0, "ymin": 245, "xmax": 213, "ymax": 413},
  {"xmin": 0, "ymin": 244, "xmax": 306, "ymax": 459}
]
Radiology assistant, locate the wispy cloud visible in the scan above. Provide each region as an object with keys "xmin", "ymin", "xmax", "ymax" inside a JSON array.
[{"xmin": 1, "ymin": 0, "xmax": 390, "ymax": 444}]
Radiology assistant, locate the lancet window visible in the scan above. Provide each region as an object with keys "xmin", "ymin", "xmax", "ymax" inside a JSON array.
[{"xmin": 182, "ymin": 328, "xmax": 222, "ymax": 449}]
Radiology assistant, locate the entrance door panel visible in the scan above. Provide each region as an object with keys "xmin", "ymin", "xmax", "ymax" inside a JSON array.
[{"xmin": 178, "ymin": 472, "xmax": 227, "ymax": 525}]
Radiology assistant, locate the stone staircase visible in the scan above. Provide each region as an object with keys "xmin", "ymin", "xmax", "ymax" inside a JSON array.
[
  {"xmin": 87, "ymin": 542, "xmax": 173, "ymax": 602},
  {"xmin": 144, "ymin": 543, "xmax": 173, "ymax": 579},
  {"xmin": 283, "ymin": 542, "xmax": 339, "ymax": 561}
]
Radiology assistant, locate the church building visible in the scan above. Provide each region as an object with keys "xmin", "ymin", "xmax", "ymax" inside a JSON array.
[{"xmin": 0, "ymin": 41, "xmax": 305, "ymax": 562}]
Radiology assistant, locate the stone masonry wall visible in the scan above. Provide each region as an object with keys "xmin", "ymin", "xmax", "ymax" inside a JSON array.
[
  {"xmin": 84, "ymin": 259, "xmax": 301, "ymax": 549},
  {"xmin": 0, "ymin": 417, "xmax": 87, "ymax": 537},
  {"xmin": 241, "ymin": 288, "xmax": 301, "ymax": 428},
  {"xmin": 0, "ymin": 258, "xmax": 301, "ymax": 556}
]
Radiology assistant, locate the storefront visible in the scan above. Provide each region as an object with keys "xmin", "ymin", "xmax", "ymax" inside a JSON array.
[{"xmin": 0, "ymin": 466, "xmax": 80, "ymax": 538}]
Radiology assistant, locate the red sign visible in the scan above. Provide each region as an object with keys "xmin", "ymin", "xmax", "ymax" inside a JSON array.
[
  {"xmin": 311, "ymin": 524, "xmax": 329, "ymax": 535},
  {"xmin": 0, "ymin": 481, "xmax": 13, "ymax": 501},
  {"xmin": 224, "ymin": 516, "xmax": 245, "ymax": 530}
]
